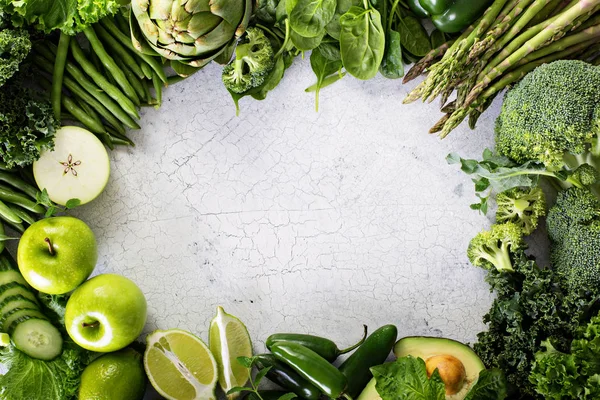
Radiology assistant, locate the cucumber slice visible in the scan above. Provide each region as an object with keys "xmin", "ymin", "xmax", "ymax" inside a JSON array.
[
  {"xmin": 0, "ymin": 295, "xmax": 39, "ymax": 317},
  {"xmin": 0, "ymin": 269, "xmax": 28, "ymax": 287},
  {"xmin": 33, "ymin": 126, "xmax": 111, "ymax": 206},
  {"xmin": 0, "ymin": 282, "xmax": 37, "ymax": 304},
  {"xmin": 0, "ymin": 308, "xmax": 47, "ymax": 332},
  {"xmin": 10, "ymin": 317, "xmax": 63, "ymax": 360}
]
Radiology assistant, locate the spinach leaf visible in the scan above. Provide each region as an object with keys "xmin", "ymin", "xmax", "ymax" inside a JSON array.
[
  {"xmin": 285, "ymin": 0, "xmax": 300, "ymax": 19},
  {"xmin": 291, "ymin": 29, "xmax": 325, "ymax": 50},
  {"xmin": 371, "ymin": 356, "xmax": 446, "ymax": 400},
  {"xmin": 430, "ymin": 29, "xmax": 446, "ymax": 49},
  {"xmin": 339, "ymin": 5, "xmax": 385, "ymax": 80},
  {"xmin": 289, "ymin": 0, "xmax": 337, "ymax": 38},
  {"xmin": 465, "ymin": 369, "xmax": 507, "ymax": 400},
  {"xmin": 380, "ymin": 29, "xmax": 403, "ymax": 79},
  {"xmin": 307, "ymin": 47, "xmax": 343, "ymax": 111},
  {"xmin": 316, "ymin": 40, "xmax": 341, "ymax": 60},
  {"xmin": 252, "ymin": 56, "xmax": 287, "ymax": 100},
  {"xmin": 256, "ymin": 0, "xmax": 281, "ymax": 24},
  {"xmin": 397, "ymin": 15, "xmax": 430, "ymax": 57},
  {"xmin": 325, "ymin": 0, "xmax": 362, "ymax": 40}
]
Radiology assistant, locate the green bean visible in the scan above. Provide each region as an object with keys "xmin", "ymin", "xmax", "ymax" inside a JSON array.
[
  {"xmin": 0, "ymin": 221, "xmax": 5, "ymax": 253},
  {"xmin": 8, "ymin": 205, "xmax": 36, "ymax": 226},
  {"xmin": 52, "ymin": 33, "xmax": 70, "ymax": 120},
  {"xmin": 106, "ymin": 126, "xmax": 135, "ymax": 146},
  {"xmin": 0, "ymin": 184, "xmax": 44, "ymax": 213},
  {"xmin": 76, "ymin": 100, "xmax": 114, "ymax": 150},
  {"xmin": 0, "ymin": 171, "xmax": 40, "ymax": 200},
  {"xmin": 142, "ymin": 79, "xmax": 152, "ymax": 104},
  {"xmin": 89, "ymin": 45, "xmax": 103, "ymax": 73},
  {"xmin": 167, "ymin": 75, "xmax": 186, "ymax": 86},
  {"xmin": 68, "ymin": 39, "xmax": 140, "ymax": 119},
  {"xmin": 94, "ymin": 24, "xmax": 145, "ymax": 79},
  {"xmin": 82, "ymin": 27, "xmax": 140, "ymax": 106},
  {"xmin": 114, "ymin": 12, "xmax": 130, "ymax": 35},
  {"xmin": 140, "ymin": 62, "xmax": 153, "ymax": 80},
  {"xmin": 111, "ymin": 136, "xmax": 131, "ymax": 146},
  {"xmin": 99, "ymin": 18, "xmax": 168, "ymax": 83},
  {"xmin": 4, "ymin": 219, "xmax": 24, "ymax": 233},
  {"xmin": 61, "ymin": 112, "xmax": 75, "ymax": 121},
  {"xmin": 152, "ymin": 72, "xmax": 162, "ymax": 108},
  {"xmin": 0, "ymin": 200, "xmax": 22, "ymax": 224},
  {"xmin": 114, "ymin": 56, "xmax": 147, "ymax": 102}
]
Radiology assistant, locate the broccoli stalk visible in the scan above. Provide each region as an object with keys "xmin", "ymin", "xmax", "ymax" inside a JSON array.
[
  {"xmin": 222, "ymin": 27, "xmax": 275, "ymax": 94},
  {"xmin": 496, "ymin": 187, "xmax": 546, "ymax": 235},
  {"xmin": 467, "ymin": 222, "xmax": 525, "ymax": 273}
]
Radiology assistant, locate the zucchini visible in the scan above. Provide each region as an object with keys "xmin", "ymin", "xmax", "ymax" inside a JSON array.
[
  {"xmin": 0, "ymin": 282, "xmax": 37, "ymax": 304},
  {"xmin": 0, "ymin": 294, "xmax": 39, "ymax": 317},
  {"xmin": 10, "ymin": 316, "xmax": 63, "ymax": 360},
  {"xmin": 0, "ymin": 308, "xmax": 47, "ymax": 332}
]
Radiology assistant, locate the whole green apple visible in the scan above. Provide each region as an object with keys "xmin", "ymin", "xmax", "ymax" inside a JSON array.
[
  {"xmin": 65, "ymin": 274, "xmax": 147, "ymax": 352},
  {"xmin": 17, "ymin": 216, "xmax": 97, "ymax": 294}
]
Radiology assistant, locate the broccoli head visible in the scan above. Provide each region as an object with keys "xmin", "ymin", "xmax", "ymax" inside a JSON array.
[
  {"xmin": 495, "ymin": 60, "xmax": 600, "ymax": 171},
  {"xmin": 222, "ymin": 27, "xmax": 275, "ymax": 94},
  {"xmin": 496, "ymin": 187, "xmax": 546, "ymax": 235},
  {"xmin": 547, "ymin": 187, "xmax": 600, "ymax": 292},
  {"xmin": 467, "ymin": 222, "xmax": 525, "ymax": 272}
]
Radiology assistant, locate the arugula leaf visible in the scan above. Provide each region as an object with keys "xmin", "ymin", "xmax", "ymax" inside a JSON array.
[
  {"xmin": 371, "ymin": 356, "xmax": 446, "ymax": 400},
  {"xmin": 465, "ymin": 369, "xmax": 507, "ymax": 400},
  {"xmin": 3, "ymin": 0, "xmax": 120, "ymax": 35}
]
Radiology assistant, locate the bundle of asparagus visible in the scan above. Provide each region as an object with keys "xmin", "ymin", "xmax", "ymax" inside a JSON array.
[{"xmin": 403, "ymin": 0, "xmax": 600, "ymax": 137}]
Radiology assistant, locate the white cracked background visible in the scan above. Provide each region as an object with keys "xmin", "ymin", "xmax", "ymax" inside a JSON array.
[{"xmin": 75, "ymin": 59, "xmax": 511, "ymax": 372}]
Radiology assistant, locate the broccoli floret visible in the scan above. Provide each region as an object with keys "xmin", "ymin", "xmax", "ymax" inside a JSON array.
[
  {"xmin": 547, "ymin": 187, "xmax": 600, "ymax": 292},
  {"xmin": 222, "ymin": 27, "xmax": 274, "ymax": 94},
  {"xmin": 496, "ymin": 187, "xmax": 546, "ymax": 235},
  {"xmin": 568, "ymin": 163, "xmax": 600, "ymax": 187},
  {"xmin": 495, "ymin": 60, "xmax": 600, "ymax": 171},
  {"xmin": 467, "ymin": 222, "xmax": 525, "ymax": 272}
]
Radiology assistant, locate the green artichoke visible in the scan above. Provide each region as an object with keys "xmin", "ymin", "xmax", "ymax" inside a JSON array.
[{"xmin": 131, "ymin": 0, "xmax": 252, "ymax": 71}]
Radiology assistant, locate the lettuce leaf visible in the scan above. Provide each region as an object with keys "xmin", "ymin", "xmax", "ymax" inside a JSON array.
[
  {"xmin": 1, "ymin": 0, "xmax": 120, "ymax": 35},
  {"xmin": 0, "ymin": 340, "xmax": 95, "ymax": 400},
  {"xmin": 370, "ymin": 356, "xmax": 446, "ymax": 400}
]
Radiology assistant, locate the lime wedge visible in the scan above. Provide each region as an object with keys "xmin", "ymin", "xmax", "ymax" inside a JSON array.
[
  {"xmin": 144, "ymin": 329, "xmax": 218, "ymax": 400},
  {"xmin": 209, "ymin": 307, "xmax": 253, "ymax": 399},
  {"xmin": 0, "ymin": 333, "xmax": 9, "ymax": 346}
]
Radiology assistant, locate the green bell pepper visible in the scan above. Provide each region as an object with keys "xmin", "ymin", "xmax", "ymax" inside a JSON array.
[{"xmin": 407, "ymin": 0, "xmax": 494, "ymax": 33}]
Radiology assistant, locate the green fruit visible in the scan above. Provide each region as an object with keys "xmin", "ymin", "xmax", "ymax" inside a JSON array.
[
  {"xmin": 17, "ymin": 216, "xmax": 97, "ymax": 294},
  {"xmin": 79, "ymin": 348, "xmax": 146, "ymax": 400},
  {"xmin": 65, "ymin": 274, "xmax": 147, "ymax": 352},
  {"xmin": 33, "ymin": 126, "xmax": 110, "ymax": 206}
]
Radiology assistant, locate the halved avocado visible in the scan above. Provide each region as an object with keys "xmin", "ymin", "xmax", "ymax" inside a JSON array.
[{"xmin": 393, "ymin": 336, "xmax": 485, "ymax": 400}]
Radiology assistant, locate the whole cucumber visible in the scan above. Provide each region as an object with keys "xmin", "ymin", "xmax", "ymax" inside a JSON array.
[{"xmin": 338, "ymin": 324, "xmax": 398, "ymax": 397}]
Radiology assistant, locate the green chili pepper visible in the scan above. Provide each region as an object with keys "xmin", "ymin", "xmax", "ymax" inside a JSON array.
[
  {"xmin": 271, "ymin": 342, "xmax": 348, "ymax": 398},
  {"xmin": 266, "ymin": 325, "xmax": 367, "ymax": 362},
  {"xmin": 407, "ymin": 0, "xmax": 494, "ymax": 33},
  {"xmin": 244, "ymin": 391, "xmax": 291, "ymax": 400},
  {"xmin": 255, "ymin": 354, "xmax": 321, "ymax": 400},
  {"xmin": 338, "ymin": 325, "xmax": 398, "ymax": 397}
]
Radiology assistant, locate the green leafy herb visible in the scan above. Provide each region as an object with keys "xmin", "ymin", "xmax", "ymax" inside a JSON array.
[
  {"xmin": 340, "ymin": 5, "xmax": 385, "ymax": 80},
  {"xmin": 36, "ymin": 189, "xmax": 80, "ymax": 218},
  {"xmin": 370, "ymin": 356, "xmax": 446, "ymax": 400},
  {"xmin": 465, "ymin": 369, "xmax": 507, "ymax": 400}
]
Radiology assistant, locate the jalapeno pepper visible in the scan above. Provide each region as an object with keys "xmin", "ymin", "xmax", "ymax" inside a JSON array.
[
  {"xmin": 254, "ymin": 354, "xmax": 321, "ymax": 400},
  {"xmin": 338, "ymin": 325, "xmax": 398, "ymax": 397},
  {"xmin": 407, "ymin": 0, "xmax": 494, "ymax": 33},
  {"xmin": 271, "ymin": 342, "xmax": 348, "ymax": 398},
  {"xmin": 266, "ymin": 325, "xmax": 367, "ymax": 362}
]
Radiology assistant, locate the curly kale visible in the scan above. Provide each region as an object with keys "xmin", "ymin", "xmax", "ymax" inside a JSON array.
[
  {"xmin": 496, "ymin": 187, "xmax": 546, "ymax": 235},
  {"xmin": 0, "ymin": 27, "xmax": 31, "ymax": 87},
  {"xmin": 0, "ymin": 70, "xmax": 58, "ymax": 167}
]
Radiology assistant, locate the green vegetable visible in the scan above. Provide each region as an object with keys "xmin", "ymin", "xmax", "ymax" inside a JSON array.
[
  {"xmin": 254, "ymin": 354, "xmax": 321, "ymax": 400},
  {"xmin": 223, "ymin": 27, "xmax": 275, "ymax": 94},
  {"xmin": 339, "ymin": 324, "xmax": 398, "ymax": 397},
  {"xmin": 407, "ymin": 0, "xmax": 494, "ymax": 33},
  {"xmin": 467, "ymin": 222, "xmax": 525, "ymax": 273},
  {"xmin": 290, "ymin": 0, "xmax": 337, "ymax": 37},
  {"xmin": 130, "ymin": 0, "xmax": 252, "ymax": 70},
  {"xmin": 270, "ymin": 342, "xmax": 348, "ymax": 398},
  {"xmin": 396, "ymin": 15, "xmax": 430, "ymax": 56},
  {"xmin": 370, "ymin": 356, "xmax": 446, "ymax": 399},
  {"xmin": 495, "ymin": 187, "xmax": 546, "ymax": 235},
  {"xmin": 51, "ymin": 33, "xmax": 70, "ymax": 120},
  {"xmin": 340, "ymin": 4, "xmax": 385, "ymax": 80},
  {"xmin": 1, "ymin": 0, "xmax": 119, "ymax": 35},
  {"xmin": 465, "ymin": 368, "xmax": 507, "ymax": 400},
  {"xmin": 529, "ymin": 312, "xmax": 600, "ymax": 399},
  {"xmin": 0, "ymin": 69, "xmax": 58, "ymax": 168},
  {"xmin": 0, "ymin": 25, "xmax": 31, "ymax": 88},
  {"xmin": 307, "ymin": 45, "xmax": 343, "ymax": 111},
  {"xmin": 380, "ymin": 30, "xmax": 403, "ymax": 79},
  {"xmin": 266, "ymin": 325, "xmax": 367, "ymax": 362}
]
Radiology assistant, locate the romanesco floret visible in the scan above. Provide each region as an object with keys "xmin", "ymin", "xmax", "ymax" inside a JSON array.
[{"xmin": 222, "ymin": 27, "xmax": 275, "ymax": 94}]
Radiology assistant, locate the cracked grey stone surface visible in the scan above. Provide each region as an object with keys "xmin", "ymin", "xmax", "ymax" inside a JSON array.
[{"xmin": 76, "ymin": 60, "xmax": 506, "ymax": 376}]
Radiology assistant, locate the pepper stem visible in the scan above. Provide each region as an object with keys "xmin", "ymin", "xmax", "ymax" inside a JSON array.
[
  {"xmin": 44, "ymin": 237, "xmax": 54, "ymax": 255},
  {"xmin": 339, "ymin": 325, "xmax": 368, "ymax": 355}
]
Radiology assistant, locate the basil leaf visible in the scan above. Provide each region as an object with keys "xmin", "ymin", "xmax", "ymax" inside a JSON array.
[
  {"xmin": 380, "ymin": 29, "xmax": 403, "ymax": 79},
  {"xmin": 340, "ymin": 5, "xmax": 385, "ymax": 80},
  {"xmin": 289, "ymin": 0, "xmax": 337, "ymax": 38},
  {"xmin": 397, "ymin": 15, "xmax": 431, "ymax": 57}
]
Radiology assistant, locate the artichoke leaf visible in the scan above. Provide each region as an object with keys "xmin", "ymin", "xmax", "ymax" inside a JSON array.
[
  {"xmin": 187, "ymin": 12, "xmax": 222, "ymax": 38},
  {"xmin": 129, "ymin": 8, "xmax": 162, "ymax": 55},
  {"xmin": 184, "ymin": 0, "xmax": 212, "ymax": 14},
  {"xmin": 235, "ymin": 0, "xmax": 253, "ymax": 37},
  {"xmin": 210, "ymin": 0, "xmax": 245, "ymax": 26},
  {"xmin": 148, "ymin": 0, "xmax": 172, "ymax": 19}
]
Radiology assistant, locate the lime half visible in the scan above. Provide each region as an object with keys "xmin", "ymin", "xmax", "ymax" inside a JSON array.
[
  {"xmin": 144, "ymin": 329, "xmax": 218, "ymax": 400},
  {"xmin": 209, "ymin": 307, "xmax": 252, "ymax": 399}
]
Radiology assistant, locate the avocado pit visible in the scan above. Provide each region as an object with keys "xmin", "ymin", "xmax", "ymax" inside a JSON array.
[{"xmin": 425, "ymin": 354, "xmax": 467, "ymax": 395}]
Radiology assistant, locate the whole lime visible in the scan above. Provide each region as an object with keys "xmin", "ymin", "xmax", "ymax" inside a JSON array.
[{"xmin": 79, "ymin": 348, "xmax": 146, "ymax": 400}]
